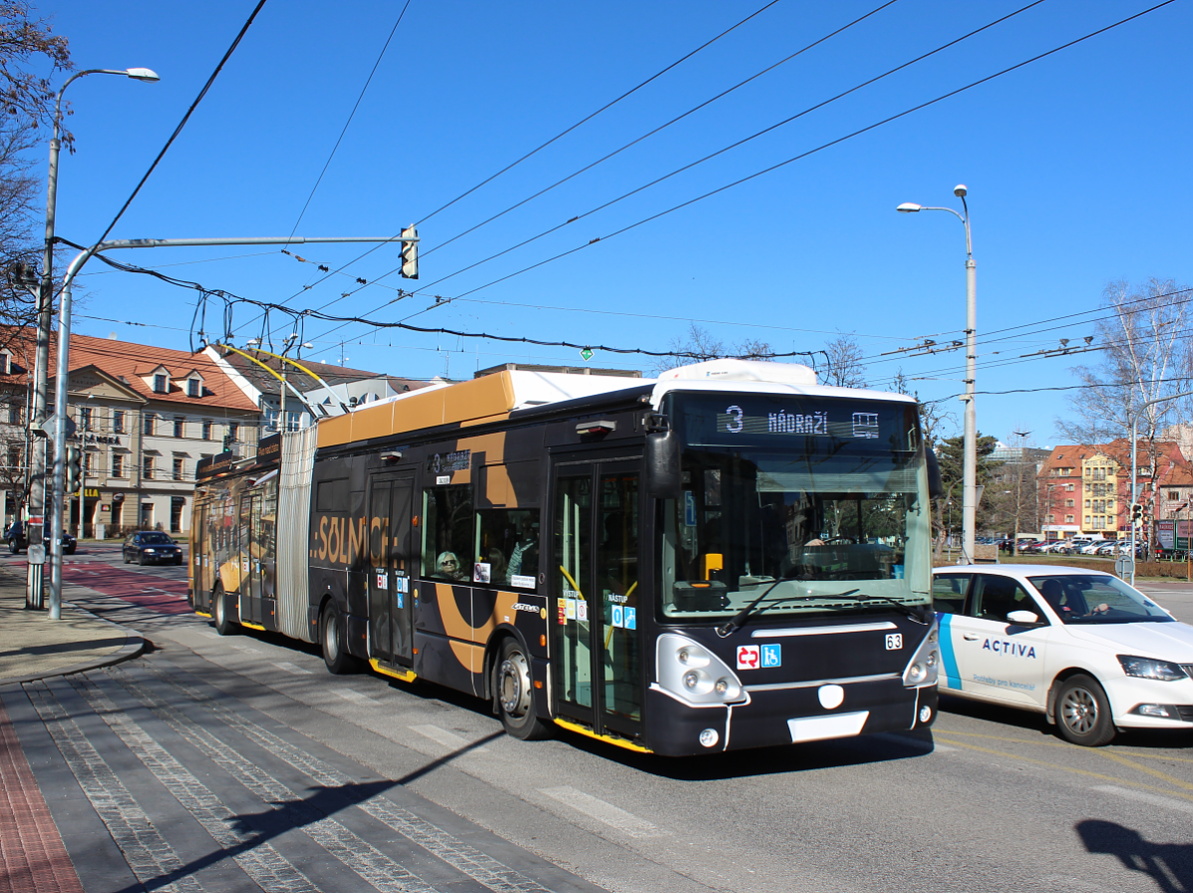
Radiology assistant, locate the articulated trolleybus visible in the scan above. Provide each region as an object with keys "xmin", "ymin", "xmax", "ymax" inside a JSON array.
[{"xmin": 190, "ymin": 359, "xmax": 939, "ymax": 756}]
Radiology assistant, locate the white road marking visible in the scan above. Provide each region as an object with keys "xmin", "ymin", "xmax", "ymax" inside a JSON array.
[
  {"xmin": 538, "ymin": 785, "xmax": 665, "ymax": 839},
  {"xmin": 272, "ymin": 661, "xmax": 313, "ymax": 675},
  {"xmin": 1092, "ymin": 784, "xmax": 1193, "ymax": 815},
  {"xmin": 410, "ymin": 724, "xmax": 489, "ymax": 752}
]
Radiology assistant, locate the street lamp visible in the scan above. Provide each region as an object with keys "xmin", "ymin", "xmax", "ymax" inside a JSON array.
[
  {"xmin": 898, "ymin": 185, "xmax": 977, "ymax": 564},
  {"xmin": 26, "ymin": 66, "xmax": 159, "ymax": 609},
  {"xmin": 1128, "ymin": 388, "xmax": 1193, "ymax": 584}
]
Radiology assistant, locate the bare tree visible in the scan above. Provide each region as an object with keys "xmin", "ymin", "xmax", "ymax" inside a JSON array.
[
  {"xmin": 0, "ymin": 3, "xmax": 73, "ymax": 344},
  {"xmin": 653, "ymin": 324, "xmax": 774, "ymax": 375},
  {"xmin": 821, "ymin": 333, "xmax": 867, "ymax": 389},
  {"xmin": 1060, "ymin": 278, "xmax": 1193, "ymax": 492}
]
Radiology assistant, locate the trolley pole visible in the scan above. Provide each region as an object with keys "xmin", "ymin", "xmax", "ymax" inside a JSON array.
[{"xmin": 46, "ymin": 233, "xmax": 417, "ymax": 619}]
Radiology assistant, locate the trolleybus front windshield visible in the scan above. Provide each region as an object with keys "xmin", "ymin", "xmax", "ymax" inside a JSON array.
[{"xmin": 661, "ymin": 392, "xmax": 931, "ymax": 620}]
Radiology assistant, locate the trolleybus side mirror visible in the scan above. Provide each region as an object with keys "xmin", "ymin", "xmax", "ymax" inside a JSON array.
[
  {"xmin": 926, "ymin": 448, "xmax": 944, "ymax": 500},
  {"xmin": 645, "ymin": 429, "xmax": 679, "ymax": 497}
]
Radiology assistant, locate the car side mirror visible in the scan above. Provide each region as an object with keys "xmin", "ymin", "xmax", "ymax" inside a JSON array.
[{"xmin": 1006, "ymin": 609, "xmax": 1039, "ymax": 625}]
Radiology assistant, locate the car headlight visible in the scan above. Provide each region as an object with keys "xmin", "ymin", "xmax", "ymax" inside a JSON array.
[
  {"xmin": 1118, "ymin": 655, "xmax": 1188, "ymax": 682},
  {"xmin": 144, "ymin": 548, "xmax": 156, "ymax": 554},
  {"xmin": 656, "ymin": 634, "xmax": 745, "ymax": 706}
]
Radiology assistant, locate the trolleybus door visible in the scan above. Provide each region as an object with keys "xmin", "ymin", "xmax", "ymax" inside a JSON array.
[
  {"xmin": 552, "ymin": 457, "xmax": 643, "ymax": 741},
  {"xmin": 366, "ymin": 471, "xmax": 415, "ymax": 666},
  {"xmin": 241, "ymin": 492, "xmax": 264, "ymax": 624}
]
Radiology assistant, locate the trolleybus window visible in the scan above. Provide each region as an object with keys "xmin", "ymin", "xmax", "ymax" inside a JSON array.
[{"xmin": 660, "ymin": 393, "xmax": 931, "ymax": 620}]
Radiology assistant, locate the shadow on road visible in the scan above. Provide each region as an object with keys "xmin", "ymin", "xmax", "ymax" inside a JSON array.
[{"xmin": 1078, "ymin": 819, "xmax": 1193, "ymax": 893}]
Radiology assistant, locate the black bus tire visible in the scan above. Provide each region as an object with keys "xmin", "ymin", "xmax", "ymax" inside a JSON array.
[
  {"xmin": 213, "ymin": 586, "xmax": 237, "ymax": 636},
  {"xmin": 320, "ymin": 605, "xmax": 358, "ymax": 675},
  {"xmin": 494, "ymin": 637, "xmax": 549, "ymax": 741},
  {"xmin": 1056, "ymin": 674, "xmax": 1116, "ymax": 746}
]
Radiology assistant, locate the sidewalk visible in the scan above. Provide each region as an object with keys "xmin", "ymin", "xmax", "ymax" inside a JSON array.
[
  {"xmin": 0, "ymin": 564, "xmax": 145, "ymax": 893},
  {"xmin": 0, "ymin": 565, "xmax": 143, "ymax": 683}
]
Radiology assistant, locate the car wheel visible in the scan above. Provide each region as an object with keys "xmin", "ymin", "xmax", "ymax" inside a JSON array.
[
  {"xmin": 123, "ymin": 550, "xmax": 130, "ymax": 564},
  {"xmin": 1056, "ymin": 674, "xmax": 1116, "ymax": 746},
  {"xmin": 493, "ymin": 637, "xmax": 550, "ymax": 740},
  {"xmin": 8, "ymin": 538, "xmax": 17, "ymax": 554},
  {"xmin": 213, "ymin": 585, "xmax": 236, "ymax": 636},
  {"xmin": 320, "ymin": 604, "xmax": 359, "ymax": 675},
  {"xmin": 139, "ymin": 553, "xmax": 148, "ymax": 566}
]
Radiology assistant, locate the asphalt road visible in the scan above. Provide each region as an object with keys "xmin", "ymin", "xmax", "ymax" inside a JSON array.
[{"xmin": 8, "ymin": 546, "xmax": 1193, "ymax": 893}]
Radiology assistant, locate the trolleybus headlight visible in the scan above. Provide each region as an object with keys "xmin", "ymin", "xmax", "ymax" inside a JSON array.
[
  {"xmin": 901, "ymin": 625, "xmax": 941, "ymax": 688},
  {"xmin": 656, "ymin": 634, "xmax": 745, "ymax": 706}
]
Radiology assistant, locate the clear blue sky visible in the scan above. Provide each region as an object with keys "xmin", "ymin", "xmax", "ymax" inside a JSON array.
[{"xmin": 32, "ymin": 0, "xmax": 1193, "ymax": 450}]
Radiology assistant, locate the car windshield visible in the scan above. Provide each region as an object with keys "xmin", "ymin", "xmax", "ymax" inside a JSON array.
[
  {"xmin": 660, "ymin": 392, "xmax": 932, "ymax": 620},
  {"xmin": 140, "ymin": 533, "xmax": 174, "ymax": 545},
  {"xmin": 1028, "ymin": 574, "xmax": 1174, "ymax": 624}
]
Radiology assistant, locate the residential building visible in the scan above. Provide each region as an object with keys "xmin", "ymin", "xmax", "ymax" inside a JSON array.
[
  {"xmin": 0, "ymin": 329, "xmax": 261, "ymax": 537},
  {"xmin": 1038, "ymin": 440, "xmax": 1193, "ymax": 542}
]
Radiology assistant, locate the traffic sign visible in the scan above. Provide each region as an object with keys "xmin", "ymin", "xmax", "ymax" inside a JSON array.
[{"xmin": 1115, "ymin": 555, "xmax": 1134, "ymax": 578}]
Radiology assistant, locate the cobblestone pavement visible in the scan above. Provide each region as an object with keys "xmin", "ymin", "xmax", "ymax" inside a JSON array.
[{"xmin": 0, "ymin": 560, "xmax": 606, "ymax": 893}]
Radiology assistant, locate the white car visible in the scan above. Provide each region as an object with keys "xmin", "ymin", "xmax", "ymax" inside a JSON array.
[{"xmin": 931, "ymin": 564, "xmax": 1193, "ymax": 745}]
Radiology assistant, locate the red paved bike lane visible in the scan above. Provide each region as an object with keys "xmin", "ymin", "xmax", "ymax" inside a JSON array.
[
  {"xmin": 55, "ymin": 561, "xmax": 191, "ymax": 614},
  {"xmin": 0, "ymin": 700, "xmax": 84, "ymax": 893}
]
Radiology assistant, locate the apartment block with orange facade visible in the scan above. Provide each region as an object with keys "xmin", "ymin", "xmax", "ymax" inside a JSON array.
[{"xmin": 1039, "ymin": 440, "xmax": 1193, "ymax": 543}]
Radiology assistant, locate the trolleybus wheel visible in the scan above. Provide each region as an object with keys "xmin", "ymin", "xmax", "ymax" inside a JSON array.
[
  {"xmin": 213, "ymin": 585, "xmax": 236, "ymax": 636},
  {"xmin": 1056, "ymin": 674, "xmax": 1115, "ymax": 746},
  {"xmin": 494, "ymin": 638, "xmax": 549, "ymax": 740},
  {"xmin": 320, "ymin": 605, "xmax": 358, "ymax": 675}
]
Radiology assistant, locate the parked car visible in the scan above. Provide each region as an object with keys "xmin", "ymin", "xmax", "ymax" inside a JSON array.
[
  {"xmin": 4, "ymin": 524, "xmax": 76, "ymax": 555},
  {"xmin": 1080, "ymin": 539, "xmax": 1112, "ymax": 555},
  {"xmin": 122, "ymin": 531, "xmax": 183, "ymax": 565},
  {"xmin": 932, "ymin": 564, "xmax": 1193, "ymax": 746}
]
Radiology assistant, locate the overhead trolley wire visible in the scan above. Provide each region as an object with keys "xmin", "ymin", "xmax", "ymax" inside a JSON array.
[
  {"xmin": 251, "ymin": 0, "xmax": 791, "ymax": 337},
  {"xmin": 85, "ymin": 1, "xmax": 270, "ymax": 251},
  {"xmin": 299, "ymin": 0, "xmax": 1058, "ymax": 349},
  {"xmin": 286, "ymin": 0, "xmax": 414, "ymax": 239}
]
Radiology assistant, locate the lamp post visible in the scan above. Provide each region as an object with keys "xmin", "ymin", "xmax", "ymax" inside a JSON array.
[
  {"xmin": 1128, "ymin": 388, "xmax": 1193, "ymax": 585},
  {"xmin": 26, "ymin": 66, "xmax": 159, "ymax": 609},
  {"xmin": 897, "ymin": 185, "xmax": 977, "ymax": 564}
]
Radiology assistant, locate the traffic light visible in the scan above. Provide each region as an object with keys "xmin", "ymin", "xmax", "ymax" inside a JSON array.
[
  {"xmin": 400, "ymin": 225, "xmax": 419, "ymax": 279},
  {"xmin": 64, "ymin": 446, "xmax": 82, "ymax": 494},
  {"xmin": 1131, "ymin": 503, "xmax": 1143, "ymax": 523}
]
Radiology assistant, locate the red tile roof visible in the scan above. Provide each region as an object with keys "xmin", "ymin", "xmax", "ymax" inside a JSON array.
[{"xmin": 0, "ymin": 328, "xmax": 257, "ymax": 412}]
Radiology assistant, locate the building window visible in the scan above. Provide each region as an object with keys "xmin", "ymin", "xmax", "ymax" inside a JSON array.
[
  {"xmin": 83, "ymin": 451, "xmax": 94, "ymax": 474},
  {"xmin": 143, "ymin": 413, "xmax": 155, "ymax": 436},
  {"xmin": 1169, "ymin": 491, "xmax": 1181, "ymax": 501},
  {"xmin": 7, "ymin": 403, "xmax": 20, "ymax": 424},
  {"xmin": 173, "ymin": 417, "xmax": 185, "ymax": 438},
  {"xmin": 1066, "ymin": 499, "xmax": 1075, "ymax": 508},
  {"xmin": 78, "ymin": 405, "xmax": 92, "ymax": 431},
  {"xmin": 113, "ymin": 410, "xmax": 126, "ymax": 434},
  {"xmin": 143, "ymin": 456, "xmax": 155, "ymax": 480},
  {"xmin": 6, "ymin": 446, "xmax": 21, "ymax": 472},
  {"xmin": 201, "ymin": 420, "xmax": 212, "ymax": 440},
  {"xmin": 0, "ymin": 351, "xmax": 10, "ymax": 375},
  {"xmin": 153, "ymin": 373, "xmax": 168, "ymax": 393},
  {"xmin": 1065, "ymin": 515, "xmax": 1075, "ymax": 524},
  {"xmin": 170, "ymin": 498, "xmax": 184, "ymax": 533},
  {"xmin": 112, "ymin": 454, "xmax": 126, "ymax": 478},
  {"xmin": 226, "ymin": 423, "xmax": 239, "ymax": 443},
  {"xmin": 187, "ymin": 378, "xmax": 201, "ymax": 398},
  {"xmin": 173, "ymin": 457, "xmax": 185, "ymax": 481}
]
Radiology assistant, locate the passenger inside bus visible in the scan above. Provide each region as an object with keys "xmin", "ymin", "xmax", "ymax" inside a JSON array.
[{"xmin": 434, "ymin": 551, "xmax": 466, "ymax": 580}]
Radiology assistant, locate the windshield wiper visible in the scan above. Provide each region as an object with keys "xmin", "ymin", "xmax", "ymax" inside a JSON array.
[
  {"xmin": 715, "ymin": 581, "xmax": 859, "ymax": 637},
  {"xmin": 830, "ymin": 591, "xmax": 931, "ymax": 625}
]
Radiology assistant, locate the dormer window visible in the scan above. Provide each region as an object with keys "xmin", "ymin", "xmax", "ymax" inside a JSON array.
[
  {"xmin": 0, "ymin": 351, "xmax": 11, "ymax": 375},
  {"xmin": 187, "ymin": 378, "xmax": 202, "ymax": 398},
  {"xmin": 153, "ymin": 373, "xmax": 168, "ymax": 393}
]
